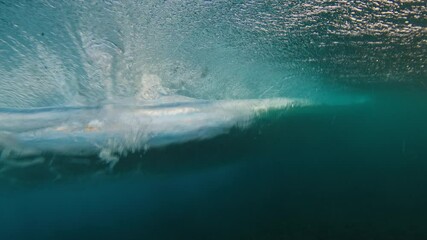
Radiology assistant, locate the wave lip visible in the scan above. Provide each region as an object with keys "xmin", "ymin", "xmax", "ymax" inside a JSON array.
[{"xmin": 0, "ymin": 97, "xmax": 307, "ymax": 167}]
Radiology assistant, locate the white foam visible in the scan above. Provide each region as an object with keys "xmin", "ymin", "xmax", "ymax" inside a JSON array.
[{"xmin": 0, "ymin": 97, "xmax": 308, "ymax": 165}]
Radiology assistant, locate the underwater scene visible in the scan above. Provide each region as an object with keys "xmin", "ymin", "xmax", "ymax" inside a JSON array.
[{"xmin": 0, "ymin": 0, "xmax": 426, "ymax": 239}]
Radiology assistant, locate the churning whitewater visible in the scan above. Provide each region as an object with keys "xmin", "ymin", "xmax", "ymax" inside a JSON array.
[
  {"xmin": 1, "ymin": 1, "xmax": 426, "ymax": 240},
  {"xmin": 0, "ymin": 96, "xmax": 308, "ymax": 169}
]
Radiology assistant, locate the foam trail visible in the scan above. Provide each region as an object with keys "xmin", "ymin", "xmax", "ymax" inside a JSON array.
[{"xmin": 0, "ymin": 97, "xmax": 308, "ymax": 166}]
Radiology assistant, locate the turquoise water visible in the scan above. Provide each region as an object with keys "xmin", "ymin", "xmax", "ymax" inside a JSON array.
[
  {"xmin": 1, "ymin": 1, "xmax": 427, "ymax": 239},
  {"xmin": 2, "ymin": 89, "xmax": 427, "ymax": 239}
]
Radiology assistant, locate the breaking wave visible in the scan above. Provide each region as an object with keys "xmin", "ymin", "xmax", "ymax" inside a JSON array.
[{"xmin": 0, "ymin": 0, "xmax": 424, "ymax": 182}]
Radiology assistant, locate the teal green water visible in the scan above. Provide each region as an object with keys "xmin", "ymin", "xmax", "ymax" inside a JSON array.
[
  {"xmin": 1, "ymin": 88, "xmax": 427, "ymax": 239},
  {"xmin": 1, "ymin": 0, "xmax": 427, "ymax": 239}
]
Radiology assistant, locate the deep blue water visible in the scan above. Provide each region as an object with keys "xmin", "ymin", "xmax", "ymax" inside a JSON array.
[
  {"xmin": 1, "ymin": 89, "xmax": 427, "ymax": 239},
  {"xmin": 1, "ymin": 0, "xmax": 427, "ymax": 239}
]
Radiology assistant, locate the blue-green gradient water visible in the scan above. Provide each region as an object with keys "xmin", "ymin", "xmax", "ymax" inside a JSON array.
[{"xmin": 1, "ymin": 1, "xmax": 426, "ymax": 239}]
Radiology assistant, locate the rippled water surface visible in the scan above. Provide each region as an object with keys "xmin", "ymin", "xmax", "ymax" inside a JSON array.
[{"xmin": 0, "ymin": 1, "xmax": 426, "ymax": 239}]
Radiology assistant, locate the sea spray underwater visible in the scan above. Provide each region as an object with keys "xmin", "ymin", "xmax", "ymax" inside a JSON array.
[
  {"xmin": 0, "ymin": 0, "xmax": 427, "ymax": 239},
  {"xmin": 0, "ymin": 0, "xmax": 375, "ymax": 181},
  {"xmin": 0, "ymin": 97, "xmax": 308, "ymax": 173}
]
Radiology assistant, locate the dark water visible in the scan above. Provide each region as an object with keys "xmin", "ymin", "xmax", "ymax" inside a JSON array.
[
  {"xmin": 1, "ymin": 88, "xmax": 427, "ymax": 240},
  {"xmin": 1, "ymin": 0, "xmax": 426, "ymax": 239}
]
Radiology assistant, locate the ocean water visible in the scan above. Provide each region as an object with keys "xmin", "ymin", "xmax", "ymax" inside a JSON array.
[{"xmin": 1, "ymin": 1, "xmax": 426, "ymax": 239}]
